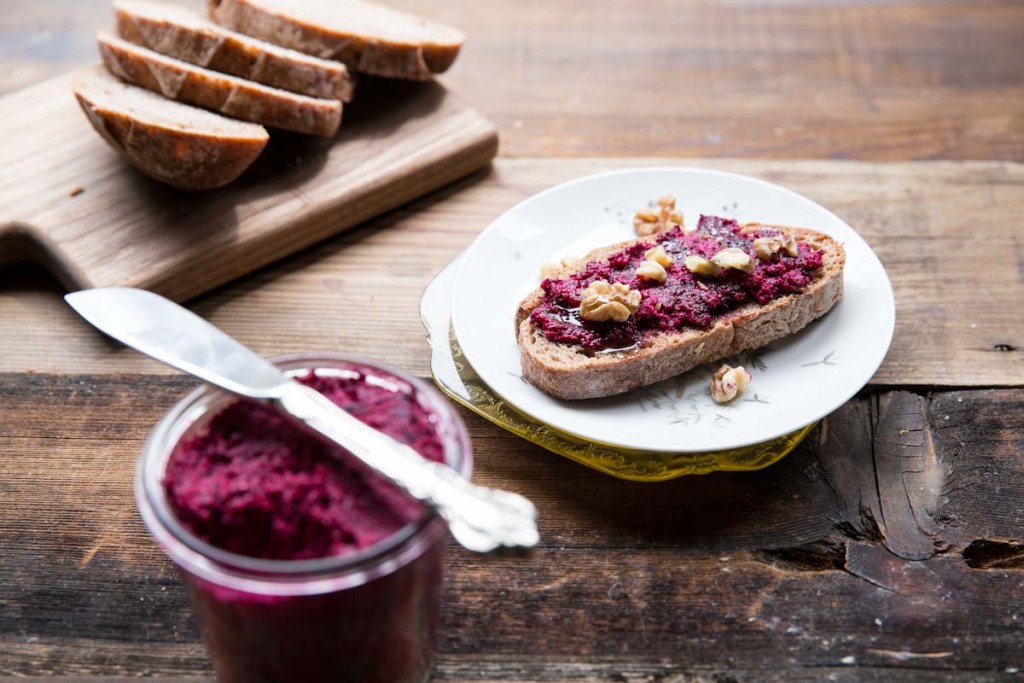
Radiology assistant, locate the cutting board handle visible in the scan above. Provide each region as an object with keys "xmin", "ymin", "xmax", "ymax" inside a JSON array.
[{"xmin": 0, "ymin": 221, "xmax": 91, "ymax": 291}]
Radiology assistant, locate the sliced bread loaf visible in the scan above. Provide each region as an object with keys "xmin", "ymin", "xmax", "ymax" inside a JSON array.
[
  {"xmin": 73, "ymin": 65, "xmax": 268, "ymax": 190},
  {"xmin": 114, "ymin": 0, "xmax": 354, "ymax": 101},
  {"xmin": 98, "ymin": 32, "xmax": 342, "ymax": 136},
  {"xmin": 208, "ymin": 0, "xmax": 464, "ymax": 80},
  {"xmin": 516, "ymin": 221, "xmax": 846, "ymax": 400}
]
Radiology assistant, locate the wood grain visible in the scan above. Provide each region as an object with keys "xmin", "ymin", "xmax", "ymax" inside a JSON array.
[
  {"xmin": 0, "ymin": 69, "xmax": 497, "ymax": 300},
  {"xmin": 2, "ymin": 670, "xmax": 1019, "ymax": 683},
  {"xmin": 1, "ymin": 377, "xmax": 1022, "ymax": 677},
  {"xmin": 1, "ymin": 1, "xmax": 1022, "ymax": 680},
  {"xmin": 1, "ymin": 158, "xmax": 1020, "ymax": 387},
  {"xmin": 1, "ymin": 0, "xmax": 1021, "ymax": 161}
]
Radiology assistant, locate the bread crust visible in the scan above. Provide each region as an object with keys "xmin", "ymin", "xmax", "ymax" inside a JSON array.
[
  {"xmin": 114, "ymin": 0, "xmax": 355, "ymax": 101},
  {"xmin": 208, "ymin": 0, "xmax": 463, "ymax": 81},
  {"xmin": 73, "ymin": 65, "xmax": 269, "ymax": 190},
  {"xmin": 516, "ymin": 224, "xmax": 846, "ymax": 400},
  {"xmin": 98, "ymin": 32, "xmax": 342, "ymax": 136}
]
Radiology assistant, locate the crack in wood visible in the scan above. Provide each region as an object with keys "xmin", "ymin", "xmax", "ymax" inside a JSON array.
[
  {"xmin": 756, "ymin": 539, "xmax": 846, "ymax": 573},
  {"xmin": 840, "ymin": 568, "xmax": 904, "ymax": 596},
  {"xmin": 962, "ymin": 539, "xmax": 1024, "ymax": 569}
]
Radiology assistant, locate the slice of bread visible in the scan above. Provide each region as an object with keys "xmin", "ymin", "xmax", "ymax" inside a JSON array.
[
  {"xmin": 114, "ymin": 0, "xmax": 355, "ymax": 101},
  {"xmin": 516, "ymin": 223, "xmax": 846, "ymax": 400},
  {"xmin": 98, "ymin": 32, "xmax": 342, "ymax": 136},
  {"xmin": 208, "ymin": 0, "xmax": 464, "ymax": 81},
  {"xmin": 73, "ymin": 65, "xmax": 269, "ymax": 190}
]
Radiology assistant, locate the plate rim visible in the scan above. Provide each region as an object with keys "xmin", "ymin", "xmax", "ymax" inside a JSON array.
[{"xmin": 451, "ymin": 165, "xmax": 896, "ymax": 453}]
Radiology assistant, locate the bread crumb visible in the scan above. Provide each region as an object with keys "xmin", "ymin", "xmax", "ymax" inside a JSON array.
[{"xmin": 70, "ymin": 187, "xmax": 85, "ymax": 197}]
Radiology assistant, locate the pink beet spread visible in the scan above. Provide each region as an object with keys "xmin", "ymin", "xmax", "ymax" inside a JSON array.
[
  {"xmin": 162, "ymin": 366, "xmax": 445, "ymax": 561},
  {"xmin": 530, "ymin": 215, "xmax": 824, "ymax": 351}
]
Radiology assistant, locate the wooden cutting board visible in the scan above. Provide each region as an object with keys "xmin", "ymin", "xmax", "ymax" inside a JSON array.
[{"xmin": 0, "ymin": 67, "xmax": 498, "ymax": 301}]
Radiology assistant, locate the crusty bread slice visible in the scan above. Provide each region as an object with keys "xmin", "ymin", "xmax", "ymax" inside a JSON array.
[
  {"xmin": 516, "ymin": 224, "xmax": 846, "ymax": 400},
  {"xmin": 98, "ymin": 32, "xmax": 342, "ymax": 136},
  {"xmin": 73, "ymin": 65, "xmax": 268, "ymax": 190},
  {"xmin": 208, "ymin": 0, "xmax": 464, "ymax": 80},
  {"xmin": 114, "ymin": 0, "xmax": 355, "ymax": 101}
]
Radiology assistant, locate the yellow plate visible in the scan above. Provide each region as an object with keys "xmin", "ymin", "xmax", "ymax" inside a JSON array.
[{"xmin": 421, "ymin": 255, "xmax": 814, "ymax": 482}]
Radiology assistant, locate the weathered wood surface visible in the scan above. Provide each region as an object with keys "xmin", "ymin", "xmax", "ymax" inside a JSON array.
[
  {"xmin": 1, "ymin": 159, "xmax": 1020, "ymax": 387},
  {"xmin": 0, "ymin": 71, "xmax": 497, "ymax": 300},
  {"xmin": 1, "ymin": 0, "xmax": 1022, "ymax": 161},
  {"xmin": 2, "ymin": 0, "xmax": 1023, "ymax": 680},
  {"xmin": 2, "ymin": 672, "xmax": 1022, "ymax": 683},
  {"xmin": 1, "ymin": 377, "xmax": 1023, "ymax": 678},
  {"xmin": 4, "ymin": 674, "xmax": 1021, "ymax": 683}
]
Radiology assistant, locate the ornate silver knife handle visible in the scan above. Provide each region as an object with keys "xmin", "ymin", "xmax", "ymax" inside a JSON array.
[{"xmin": 276, "ymin": 383, "xmax": 540, "ymax": 553}]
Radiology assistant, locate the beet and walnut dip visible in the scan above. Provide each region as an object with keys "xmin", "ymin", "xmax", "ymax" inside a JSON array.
[{"xmin": 529, "ymin": 214, "xmax": 826, "ymax": 353}]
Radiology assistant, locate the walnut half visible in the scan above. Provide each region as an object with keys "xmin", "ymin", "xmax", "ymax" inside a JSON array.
[
  {"xmin": 579, "ymin": 280, "xmax": 641, "ymax": 322},
  {"xmin": 685, "ymin": 254, "xmax": 721, "ymax": 277},
  {"xmin": 710, "ymin": 364, "xmax": 752, "ymax": 404},
  {"xmin": 634, "ymin": 195, "xmax": 684, "ymax": 237},
  {"xmin": 753, "ymin": 235, "xmax": 799, "ymax": 261},
  {"xmin": 711, "ymin": 248, "xmax": 755, "ymax": 273},
  {"xmin": 644, "ymin": 245, "xmax": 673, "ymax": 268},
  {"xmin": 636, "ymin": 260, "xmax": 668, "ymax": 283}
]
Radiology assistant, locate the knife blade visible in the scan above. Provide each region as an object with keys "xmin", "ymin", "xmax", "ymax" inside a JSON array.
[{"xmin": 65, "ymin": 287, "xmax": 539, "ymax": 553}]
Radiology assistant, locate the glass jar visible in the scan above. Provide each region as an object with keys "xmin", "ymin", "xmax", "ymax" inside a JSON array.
[{"xmin": 135, "ymin": 354, "xmax": 472, "ymax": 683}]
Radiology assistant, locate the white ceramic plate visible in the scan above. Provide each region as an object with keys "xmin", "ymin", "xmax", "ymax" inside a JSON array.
[{"xmin": 451, "ymin": 168, "xmax": 895, "ymax": 453}]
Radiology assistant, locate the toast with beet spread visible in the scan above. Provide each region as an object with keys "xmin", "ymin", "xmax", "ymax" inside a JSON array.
[{"xmin": 515, "ymin": 215, "xmax": 845, "ymax": 400}]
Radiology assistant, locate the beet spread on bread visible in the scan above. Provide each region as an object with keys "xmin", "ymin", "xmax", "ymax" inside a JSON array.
[{"xmin": 516, "ymin": 214, "xmax": 846, "ymax": 400}]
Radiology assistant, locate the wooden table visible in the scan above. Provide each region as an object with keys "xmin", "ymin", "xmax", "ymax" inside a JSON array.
[{"xmin": 2, "ymin": 1, "xmax": 1022, "ymax": 680}]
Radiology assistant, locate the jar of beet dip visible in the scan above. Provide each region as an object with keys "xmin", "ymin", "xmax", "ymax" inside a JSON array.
[{"xmin": 135, "ymin": 354, "xmax": 472, "ymax": 683}]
